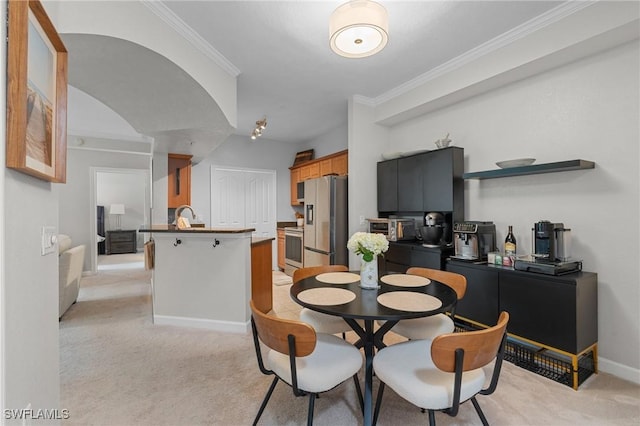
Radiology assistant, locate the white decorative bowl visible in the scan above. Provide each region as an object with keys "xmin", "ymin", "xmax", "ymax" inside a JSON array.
[{"xmin": 496, "ymin": 158, "xmax": 536, "ymax": 168}]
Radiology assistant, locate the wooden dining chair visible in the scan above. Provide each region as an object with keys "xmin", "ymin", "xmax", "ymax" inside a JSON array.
[
  {"xmin": 387, "ymin": 267, "xmax": 467, "ymax": 340},
  {"xmin": 249, "ymin": 300, "xmax": 363, "ymax": 425},
  {"xmin": 294, "ymin": 265, "xmax": 355, "ymax": 336},
  {"xmin": 373, "ymin": 311, "xmax": 509, "ymax": 426}
]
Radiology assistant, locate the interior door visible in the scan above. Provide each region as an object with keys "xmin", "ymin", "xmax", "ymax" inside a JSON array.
[{"xmin": 211, "ymin": 166, "xmax": 277, "ymax": 269}]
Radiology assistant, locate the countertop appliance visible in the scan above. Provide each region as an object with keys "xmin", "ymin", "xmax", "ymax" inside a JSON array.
[
  {"xmin": 451, "ymin": 221, "xmax": 496, "ymax": 261},
  {"xmin": 532, "ymin": 220, "xmax": 572, "ymax": 261},
  {"xmin": 304, "ymin": 176, "xmax": 348, "ymax": 267},
  {"xmin": 284, "ymin": 227, "xmax": 304, "ymax": 277},
  {"xmin": 368, "ymin": 218, "xmax": 415, "ymax": 241},
  {"xmin": 513, "ymin": 255, "xmax": 582, "ymax": 275},
  {"xmin": 417, "ymin": 212, "xmax": 448, "ymax": 247}
]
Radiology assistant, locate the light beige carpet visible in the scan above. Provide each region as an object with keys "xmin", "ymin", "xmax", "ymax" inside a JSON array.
[
  {"xmin": 273, "ymin": 270, "xmax": 293, "ymax": 286},
  {"xmin": 60, "ymin": 263, "xmax": 640, "ymax": 425}
]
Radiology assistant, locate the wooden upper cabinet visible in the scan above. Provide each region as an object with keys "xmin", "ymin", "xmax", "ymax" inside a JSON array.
[
  {"xmin": 290, "ymin": 150, "xmax": 348, "ymax": 205},
  {"xmin": 168, "ymin": 153, "xmax": 192, "ymax": 208}
]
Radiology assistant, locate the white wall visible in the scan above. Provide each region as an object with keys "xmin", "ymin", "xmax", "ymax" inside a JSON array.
[
  {"xmin": 192, "ymin": 134, "xmax": 303, "ymax": 225},
  {"xmin": 59, "ymin": 150, "xmax": 151, "ymax": 271},
  {"xmin": 300, "ymin": 123, "xmax": 348, "ymax": 159},
  {"xmin": 383, "ymin": 41, "xmax": 639, "ymax": 378}
]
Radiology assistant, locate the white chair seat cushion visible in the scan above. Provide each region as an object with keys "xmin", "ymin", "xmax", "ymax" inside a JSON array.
[
  {"xmin": 267, "ymin": 333, "xmax": 363, "ymax": 393},
  {"xmin": 373, "ymin": 339, "xmax": 485, "ymax": 410},
  {"xmin": 299, "ymin": 308, "xmax": 352, "ymax": 335},
  {"xmin": 386, "ymin": 314, "xmax": 455, "ymax": 340}
]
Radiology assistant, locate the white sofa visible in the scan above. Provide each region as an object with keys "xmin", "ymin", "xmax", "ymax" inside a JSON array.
[{"xmin": 58, "ymin": 235, "xmax": 85, "ymax": 319}]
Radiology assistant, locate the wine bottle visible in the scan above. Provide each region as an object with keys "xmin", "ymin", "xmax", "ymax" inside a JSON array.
[{"xmin": 504, "ymin": 225, "xmax": 517, "ymax": 257}]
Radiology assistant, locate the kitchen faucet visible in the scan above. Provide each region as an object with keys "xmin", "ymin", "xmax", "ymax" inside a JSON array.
[{"xmin": 175, "ymin": 205, "xmax": 196, "ymax": 229}]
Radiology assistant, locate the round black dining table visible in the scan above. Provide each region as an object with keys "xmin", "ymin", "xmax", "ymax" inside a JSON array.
[{"xmin": 290, "ymin": 272, "xmax": 457, "ymax": 426}]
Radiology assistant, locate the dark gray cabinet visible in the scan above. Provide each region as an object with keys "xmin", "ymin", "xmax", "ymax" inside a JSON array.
[
  {"xmin": 379, "ymin": 243, "xmax": 452, "ymax": 275},
  {"xmin": 377, "ymin": 147, "xmax": 464, "ymax": 218},
  {"xmin": 446, "ymin": 260, "xmax": 598, "ymax": 355},
  {"xmin": 377, "ymin": 160, "xmax": 398, "ymax": 212},
  {"xmin": 106, "ymin": 230, "xmax": 137, "ymax": 255}
]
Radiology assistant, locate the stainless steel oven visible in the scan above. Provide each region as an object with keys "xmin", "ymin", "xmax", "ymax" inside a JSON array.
[{"xmin": 284, "ymin": 227, "xmax": 304, "ymax": 276}]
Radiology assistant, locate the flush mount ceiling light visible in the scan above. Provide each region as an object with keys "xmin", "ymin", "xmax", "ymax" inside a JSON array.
[
  {"xmin": 250, "ymin": 117, "xmax": 267, "ymax": 140},
  {"xmin": 330, "ymin": 0, "xmax": 389, "ymax": 58}
]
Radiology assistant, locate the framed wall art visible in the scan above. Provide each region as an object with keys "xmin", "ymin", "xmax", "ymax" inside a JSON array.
[{"xmin": 6, "ymin": 0, "xmax": 68, "ymax": 183}]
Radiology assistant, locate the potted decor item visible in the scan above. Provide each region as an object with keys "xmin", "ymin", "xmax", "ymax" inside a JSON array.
[{"xmin": 347, "ymin": 232, "xmax": 389, "ymax": 289}]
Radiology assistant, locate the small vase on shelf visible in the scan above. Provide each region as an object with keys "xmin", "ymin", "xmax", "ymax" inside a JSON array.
[{"xmin": 360, "ymin": 257, "xmax": 379, "ymax": 290}]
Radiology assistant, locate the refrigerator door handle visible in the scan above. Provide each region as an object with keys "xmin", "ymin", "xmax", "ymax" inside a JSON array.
[
  {"xmin": 306, "ymin": 204, "xmax": 313, "ymax": 224},
  {"xmin": 304, "ymin": 246, "xmax": 331, "ymax": 255}
]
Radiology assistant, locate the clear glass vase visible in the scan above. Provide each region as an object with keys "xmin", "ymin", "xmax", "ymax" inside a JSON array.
[{"xmin": 360, "ymin": 256, "xmax": 379, "ymax": 289}]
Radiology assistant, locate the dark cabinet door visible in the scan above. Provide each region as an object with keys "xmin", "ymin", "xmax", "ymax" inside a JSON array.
[
  {"xmin": 423, "ymin": 147, "xmax": 464, "ymax": 213},
  {"xmin": 377, "ymin": 160, "xmax": 398, "ymax": 212},
  {"xmin": 397, "ymin": 154, "xmax": 424, "ymax": 212},
  {"xmin": 500, "ymin": 273, "xmax": 577, "ymax": 353},
  {"xmin": 411, "ymin": 246, "xmax": 444, "ymax": 270},
  {"xmin": 446, "ymin": 262, "xmax": 500, "ymax": 326}
]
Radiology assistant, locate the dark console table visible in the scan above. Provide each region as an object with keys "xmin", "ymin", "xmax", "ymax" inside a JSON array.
[
  {"xmin": 446, "ymin": 259, "xmax": 598, "ymax": 389},
  {"xmin": 106, "ymin": 230, "xmax": 137, "ymax": 255}
]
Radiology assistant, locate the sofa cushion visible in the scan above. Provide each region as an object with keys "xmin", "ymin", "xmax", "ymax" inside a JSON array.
[{"xmin": 58, "ymin": 234, "xmax": 72, "ymax": 254}]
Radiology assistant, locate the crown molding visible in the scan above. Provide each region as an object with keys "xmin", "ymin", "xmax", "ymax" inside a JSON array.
[
  {"xmin": 374, "ymin": 0, "xmax": 595, "ymax": 105},
  {"xmin": 142, "ymin": 1, "xmax": 241, "ymax": 77}
]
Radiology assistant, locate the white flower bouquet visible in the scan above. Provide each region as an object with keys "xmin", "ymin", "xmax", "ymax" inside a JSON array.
[{"xmin": 347, "ymin": 232, "xmax": 389, "ymax": 262}]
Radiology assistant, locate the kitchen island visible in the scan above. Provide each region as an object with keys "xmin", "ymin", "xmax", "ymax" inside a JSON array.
[{"xmin": 140, "ymin": 225, "xmax": 263, "ymax": 333}]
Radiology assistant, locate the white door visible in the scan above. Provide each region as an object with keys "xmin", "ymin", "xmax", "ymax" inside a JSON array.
[{"xmin": 211, "ymin": 166, "xmax": 277, "ymax": 269}]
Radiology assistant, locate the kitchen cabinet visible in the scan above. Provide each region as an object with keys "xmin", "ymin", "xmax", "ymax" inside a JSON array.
[
  {"xmin": 168, "ymin": 154, "xmax": 192, "ymax": 208},
  {"xmin": 376, "ymin": 160, "xmax": 398, "ymax": 212},
  {"xmin": 377, "ymin": 147, "xmax": 463, "ymax": 217},
  {"xmin": 446, "ymin": 259, "xmax": 597, "ymax": 356},
  {"xmin": 378, "ymin": 242, "xmax": 452, "ymax": 275},
  {"xmin": 446, "ymin": 261, "xmax": 500, "ymax": 327},
  {"xmin": 277, "ymin": 228, "xmax": 285, "ymax": 270},
  {"xmin": 290, "ymin": 168, "xmax": 301, "ymax": 205},
  {"xmin": 290, "ymin": 150, "xmax": 348, "ymax": 205}
]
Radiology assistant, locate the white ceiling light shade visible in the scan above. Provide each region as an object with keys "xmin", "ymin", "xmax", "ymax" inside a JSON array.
[{"xmin": 330, "ymin": 0, "xmax": 389, "ymax": 58}]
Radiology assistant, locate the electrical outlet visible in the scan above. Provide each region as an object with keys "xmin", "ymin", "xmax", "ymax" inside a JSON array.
[{"xmin": 41, "ymin": 226, "xmax": 57, "ymax": 256}]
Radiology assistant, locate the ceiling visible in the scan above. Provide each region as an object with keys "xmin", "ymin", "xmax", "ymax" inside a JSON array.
[{"xmin": 64, "ymin": 1, "xmax": 566, "ymax": 149}]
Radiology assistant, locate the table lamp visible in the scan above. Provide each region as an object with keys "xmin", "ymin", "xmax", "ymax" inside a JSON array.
[{"xmin": 109, "ymin": 204, "xmax": 125, "ymax": 230}]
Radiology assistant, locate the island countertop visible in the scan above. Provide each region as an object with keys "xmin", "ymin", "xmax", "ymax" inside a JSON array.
[{"xmin": 139, "ymin": 225, "xmax": 255, "ymax": 233}]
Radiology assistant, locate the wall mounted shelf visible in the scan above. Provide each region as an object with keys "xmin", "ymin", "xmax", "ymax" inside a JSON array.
[{"xmin": 463, "ymin": 159, "xmax": 595, "ymax": 180}]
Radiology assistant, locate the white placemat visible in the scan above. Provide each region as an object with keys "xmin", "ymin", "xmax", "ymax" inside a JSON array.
[
  {"xmin": 377, "ymin": 292, "xmax": 442, "ymax": 312},
  {"xmin": 297, "ymin": 288, "xmax": 356, "ymax": 306},
  {"xmin": 380, "ymin": 274, "xmax": 430, "ymax": 287},
  {"xmin": 316, "ymin": 272, "xmax": 361, "ymax": 284}
]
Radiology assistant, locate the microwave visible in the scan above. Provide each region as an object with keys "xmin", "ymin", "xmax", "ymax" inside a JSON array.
[
  {"xmin": 296, "ymin": 181, "xmax": 305, "ymax": 203},
  {"xmin": 367, "ymin": 218, "xmax": 416, "ymax": 241}
]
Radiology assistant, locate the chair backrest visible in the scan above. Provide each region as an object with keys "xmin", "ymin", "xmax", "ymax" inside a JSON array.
[
  {"xmin": 292, "ymin": 264, "xmax": 349, "ymax": 284},
  {"xmin": 406, "ymin": 267, "xmax": 467, "ymax": 300},
  {"xmin": 250, "ymin": 300, "xmax": 316, "ymax": 357},
  {"xmin": 431, "ymin": 311, "xmax": 509, "ymax": 373}
]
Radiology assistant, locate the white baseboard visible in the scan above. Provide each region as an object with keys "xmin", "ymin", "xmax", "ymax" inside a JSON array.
[
  {"xmin": 153, "ymin": 315, "xmax": 249, "ymax": 334},
  {"xmin": 598, "ymin": 356, "xmax": 640, "ymax": 385}
]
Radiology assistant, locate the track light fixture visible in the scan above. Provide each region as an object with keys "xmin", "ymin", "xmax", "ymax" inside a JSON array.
[{"xmin": 250, "ymin": 117, "xmax": 267, "ymax": 140}]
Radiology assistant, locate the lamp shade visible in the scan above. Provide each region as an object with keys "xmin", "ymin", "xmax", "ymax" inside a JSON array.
[
  {"xmin": 330, "ymin": 0, "xmax": 389, "ymax": 58},
  {"xmin": 109, "ymin": 204, "xmax": 125, "ymax": 215}
]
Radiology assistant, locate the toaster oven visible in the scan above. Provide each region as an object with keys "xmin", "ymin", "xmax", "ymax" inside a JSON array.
[{"xmin": 367, "ymin": 218, "xmax": 416, "ymax": 241}]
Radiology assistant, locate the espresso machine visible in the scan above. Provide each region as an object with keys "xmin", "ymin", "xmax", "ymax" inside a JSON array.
[
  {"xmin": 513, "ymin": 220, "xmax": 581, "ymax": 275},
  {"xmin": 451, "ymin": 221, "xmax": 496, "ymax": 261}
]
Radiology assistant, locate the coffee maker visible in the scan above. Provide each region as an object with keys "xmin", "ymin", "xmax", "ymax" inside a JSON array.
[
  {"xmin": 532, "ymin": 220, "xmax": 572, "ymax": 261},
  {"xmin": 452, "ymin": 221, "xmax": 496, "ymax": 261}
]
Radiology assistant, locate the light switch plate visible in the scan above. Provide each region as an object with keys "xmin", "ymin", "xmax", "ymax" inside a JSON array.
[{"xmin": 41, "ymin": 226, "xmax": 57, "ymax": 256}]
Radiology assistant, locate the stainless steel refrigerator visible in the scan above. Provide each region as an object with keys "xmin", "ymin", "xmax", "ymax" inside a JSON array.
[{"xmin": 303, "ymin": 175, "xmax": 348, "ymax": 267}]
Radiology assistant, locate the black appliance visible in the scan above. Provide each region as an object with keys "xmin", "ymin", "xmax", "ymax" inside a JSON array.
[{"xmin": 416, "ymin": 211, "xmax": 453, "ymax": 247}]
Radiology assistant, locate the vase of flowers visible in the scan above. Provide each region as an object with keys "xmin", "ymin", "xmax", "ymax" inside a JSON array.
[{"xmin": 347, "ymin": 232, "xmax": 389, "ymax": 289}]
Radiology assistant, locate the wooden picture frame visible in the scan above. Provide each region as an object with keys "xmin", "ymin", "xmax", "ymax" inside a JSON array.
[{"xmin": 6, "ymin": 0, "xmax": 68, "ymax": 183}]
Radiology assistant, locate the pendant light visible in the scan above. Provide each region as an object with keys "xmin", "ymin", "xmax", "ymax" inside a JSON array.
[{"xmin": 330, "ymin": 0, "xmax": 389, "ymax": 58}]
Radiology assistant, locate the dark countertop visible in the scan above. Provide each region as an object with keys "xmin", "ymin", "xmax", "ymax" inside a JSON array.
[
  {"xmin": 252, "ymin": 237, "xmax": 275, "ymax": 245},
  {"xmin": 139, "ymin": 225, "xmax": 255, "ymax": 234},
  {"xmin": 277, "ymin": 221, "xmax": 297, "ymax": 229},
  {"xmin": 389, "ymin": 240, "xmax": 454, "ymax": 252}
]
